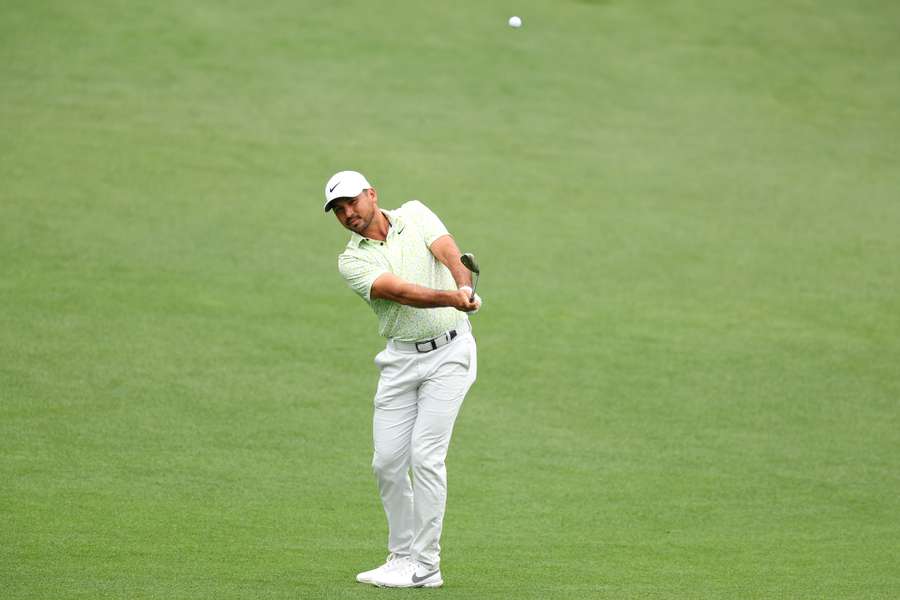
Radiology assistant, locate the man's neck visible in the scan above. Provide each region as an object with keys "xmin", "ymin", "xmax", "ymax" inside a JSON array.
[{"xmin": 360, "ymin": 210, "xmax": 390, "ymax": 241}]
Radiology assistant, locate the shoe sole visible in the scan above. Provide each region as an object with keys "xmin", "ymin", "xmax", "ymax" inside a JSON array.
[{"xmin": 374, "ymin": 579, "xmax": 443, "ymax": 589}]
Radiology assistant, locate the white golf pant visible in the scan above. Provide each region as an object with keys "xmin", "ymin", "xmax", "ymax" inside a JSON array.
[{"xmin": 371, "ymin": 327, "xmax": 477, "ymax": 569}]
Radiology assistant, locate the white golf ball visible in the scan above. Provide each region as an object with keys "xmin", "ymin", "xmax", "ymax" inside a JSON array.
[{"xmin": 508, "ymin": 16, "xmax": 522, "ymax": 28}]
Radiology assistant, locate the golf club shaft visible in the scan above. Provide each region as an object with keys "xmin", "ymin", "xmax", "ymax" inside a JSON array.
[{"xmin": 470, "ymin": 273, "xmax": 478, "ymax": 302}]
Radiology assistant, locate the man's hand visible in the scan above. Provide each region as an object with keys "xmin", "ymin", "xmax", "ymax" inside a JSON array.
[
  {"xmin": 456, "ymin": 286, "xmax": 482, "ymax": 313},
  {"xmin": 450, "ymin": 287, "xmax": 480, "ymax": 312}
]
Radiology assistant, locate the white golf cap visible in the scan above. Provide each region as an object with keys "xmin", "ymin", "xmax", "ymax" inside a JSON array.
[{"xmin": 323, "ymin": 170, "xmax": 372, "ymax": 212}]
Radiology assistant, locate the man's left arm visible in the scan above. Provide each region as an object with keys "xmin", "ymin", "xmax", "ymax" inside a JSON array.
[
  {"xmin": 406, "ymin": 200, "xmax": 472, "ymax": 289},
  {"xmin": 430, "ymin": 234, "xmax": 472, "ymax": 289}
]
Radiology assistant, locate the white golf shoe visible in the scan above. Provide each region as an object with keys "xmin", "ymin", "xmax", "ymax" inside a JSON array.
[
  {"xmin": 356, "ymin": 554, "xmax": 408, "ymax": 584},
  {"xmin": 371, "ymin": 558, "xmax": 443, "ymax": 588}
]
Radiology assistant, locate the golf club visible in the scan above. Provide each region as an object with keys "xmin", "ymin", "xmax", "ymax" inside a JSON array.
[{"xmin": 460, "ymin": 253, "xmax": 480, "ymax": 302}]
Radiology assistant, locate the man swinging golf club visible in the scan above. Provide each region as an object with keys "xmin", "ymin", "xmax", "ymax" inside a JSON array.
[{"xmin": 324, "ymin": 170, "xmax": 482, "ymax": 588}]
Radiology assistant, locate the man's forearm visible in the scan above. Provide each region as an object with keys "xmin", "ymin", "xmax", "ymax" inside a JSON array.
[
  {"xmin": 378, "ymin": 281, "xmax": 459, "ymax": 309},
  {"xmin": 430, "ymin": 235, "xmax": 472, "ymax": 289}
]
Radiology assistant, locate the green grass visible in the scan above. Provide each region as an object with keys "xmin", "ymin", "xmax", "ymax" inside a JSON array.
[{"xmin": 2, "ymin": 1, "xmax": 899, "ymax": 598}]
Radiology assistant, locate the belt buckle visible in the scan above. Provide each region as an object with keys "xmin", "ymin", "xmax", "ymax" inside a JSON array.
[
  {"xmin": 414, "ymin": 329, "xmax": 458, "ymax": 353},
  {"xmin": 415, "ymin": 339, "xmax": 438, "ymax": 353}
]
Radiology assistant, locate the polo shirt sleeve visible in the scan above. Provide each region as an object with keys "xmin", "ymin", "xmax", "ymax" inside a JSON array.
[
  {"xmin": 404, "ymin": 200, "xmax": 449, "ymax": 247},
  {"xmin": 338, "ymin": 252, "xmax": 387, "ymax": 302}
]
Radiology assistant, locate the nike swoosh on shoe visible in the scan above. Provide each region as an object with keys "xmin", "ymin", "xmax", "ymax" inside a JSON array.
[{"xmin": 411, "ymin": 570, "xmax": 440, "ymax": 584}]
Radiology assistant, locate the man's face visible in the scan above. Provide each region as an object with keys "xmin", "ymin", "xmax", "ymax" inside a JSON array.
[{"xmin": 331, "ymin": 188, "xmax": 378, "ymax": 234}]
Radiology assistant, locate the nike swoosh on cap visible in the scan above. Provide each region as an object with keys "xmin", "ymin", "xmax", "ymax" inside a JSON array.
[
  {"xmin": 329, "ymin": 181, "xmax": 341, "ymax": 193},
  {"xmin": 411, "ymin": 570, "xmax": 439, "ymax": 583}
]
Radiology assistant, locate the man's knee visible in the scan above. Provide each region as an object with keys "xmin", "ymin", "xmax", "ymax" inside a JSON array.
[
  {"xmin": 372, "ymin": 450, "xmax": 408, "ymax": 479},
  {"xmin": 410, "ymin": 445, "xmax": 445, "ymax": 476}
]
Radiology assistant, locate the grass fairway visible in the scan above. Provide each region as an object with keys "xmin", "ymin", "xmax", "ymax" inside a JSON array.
[{"xmin": 2, "ymin": 1, "xmax": 899, "ymax": 598}]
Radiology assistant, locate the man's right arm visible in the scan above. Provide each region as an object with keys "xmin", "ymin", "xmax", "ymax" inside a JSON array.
[{"xmin": 371, "ymin": 272, "xmax": 479, "ymax": 312}]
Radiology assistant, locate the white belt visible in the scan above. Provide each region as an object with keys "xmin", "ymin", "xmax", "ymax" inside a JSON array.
[{"xmin": 390, "ymin": 321, "xmax": 471, "ymax": 354}]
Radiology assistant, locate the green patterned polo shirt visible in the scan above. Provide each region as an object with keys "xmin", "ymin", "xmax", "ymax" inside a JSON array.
[{"xmin": 337, "ymin": 200, "xmax": 468, "ymax": 342}]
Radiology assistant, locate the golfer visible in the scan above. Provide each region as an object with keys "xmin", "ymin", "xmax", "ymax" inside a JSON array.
[{"xmin": 324, "ymin": 170, "xmax": 481, "ymax": 588}]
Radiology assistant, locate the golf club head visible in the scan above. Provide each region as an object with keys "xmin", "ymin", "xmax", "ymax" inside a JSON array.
[{"xmin": 460, "ymin": 253, "xmax": 480, "ymax": 274}]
